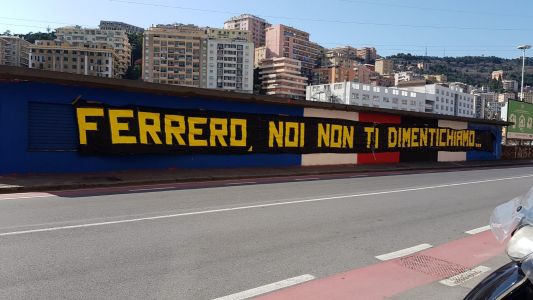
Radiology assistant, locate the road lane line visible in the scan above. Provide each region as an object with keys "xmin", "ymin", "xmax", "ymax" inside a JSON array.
[
  {"xmin": 212, "ymin": 274, "xmax": 315, "ymax": 300},
  {"xmin": 439, "ymin": 266, "xmax": 491, "ymax": 286},
  {"xmin": 0, "ymin": 193, "xmax": 54, "ymax": 201},
  {"xmin": 465, "ymin": 225, "xmax": 491, "ymax": 235},
  {"xmin": 1, "ymin": 174, "xmax": 533, "ymax": 236},
  {"xmin": 375, "ymin": 244, "xmax": 433, "ymax": 261}
]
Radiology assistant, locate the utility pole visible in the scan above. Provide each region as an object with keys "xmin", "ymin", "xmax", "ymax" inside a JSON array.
[{"xmin": 517, "ymin": 45, "xmax": 531, "ymax": 102}]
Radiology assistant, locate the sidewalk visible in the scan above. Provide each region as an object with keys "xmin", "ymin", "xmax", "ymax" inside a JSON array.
[{"xmin": 1, "ymin": 159, "xmax": 532, "ymax": 194}]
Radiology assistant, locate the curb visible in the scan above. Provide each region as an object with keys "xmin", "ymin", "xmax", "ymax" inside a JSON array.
[{"xmin": 1, "ymin": 161, "xmax": 533, "ymax": 194}]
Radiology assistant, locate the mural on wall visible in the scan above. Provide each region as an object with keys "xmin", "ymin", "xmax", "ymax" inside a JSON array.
[{"xmin": 75, "ymin": 101, "xmax": 495, "ymax": 155}]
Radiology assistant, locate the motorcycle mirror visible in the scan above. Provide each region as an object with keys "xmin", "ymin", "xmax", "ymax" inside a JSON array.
[{"xmin": 507, "ymin": 226, "xmax": 533, "ymax": 262}]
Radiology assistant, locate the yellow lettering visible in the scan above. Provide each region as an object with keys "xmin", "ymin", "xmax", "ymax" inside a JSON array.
[
  {"xmin": 230, "ymin": 119, "xmax": 247, "ymax": 147},
  {"xmin": 419, "ymin": 128, "xmax": 428, "ymax": 147},
  {"xmin": 285, "ymin": 122, "xmax": 299, "ymax": 147},
  {"xmin": 401, "ymin": 128, "xmax": 411, "ymax": 148},
  {"xmin": 330, "ymin": 124, "xmax": 343, "ymax": 148},
  {"xmin": 364, "ymin": 127, "xmax": 374, "ymax": 149},
  {"xmin": 109, "ymin": 109, "xmax": 137, "ymax": 144},
  {"xmin": 76, "ymin": 107, "xmax": 104, "ymax": 145},
  {"xmin": 210, "ymin": 118, "xmax": 228, "ymax": 147},
  {"xmin": 318, "ymin": 123, "xmax": 330, "ymax": 147},
  {"xmin": 439, "ymin": 128, "xmax": 447, "ymax": 147},
  {"xmin": 188, "ymin": 117, "xmax": 208, "ymax": 146},
  {"xmin": 138, "ymin": 112, "xmax": 162, "ymax": 145},
  {"xmin": 164, "ymin": 115, "xmax": 186, "ymax": 145},
  {"xmin": 269, "ymin": 121, "xmax": 284, "ymax": 147},
  {"xmin": 411, "ymin": 128, "xmax": 419, "ymax": 147},
  {"xmin": 388, "ymin": 127, "xmax": 398, "ymax": 148},
  {"xmin": 342, "ymin": 126, "xmax": 354, "ymax": 149},
  {"xmin": 300, "ymin": 123, "xmax": 305, "ymax": 147}
]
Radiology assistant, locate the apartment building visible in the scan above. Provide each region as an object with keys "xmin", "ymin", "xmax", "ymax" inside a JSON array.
[
  {"xmin": 312, "ymin": 65, "xmax": 356, "ymax": 85},
  {"xmin": 99, "ymin": 21, "xmax": 144, "ymax": 34},
  {"xmin": 206, "ymin": 28, "xmax": 252, "ymax": 42},
  {"xmin": 502, "ymin": 79, "xmax": 519, "ymax": 92},
  {"xmin": 254, "ymin": 46, "xmax": 267, "ymax": 68},
  {"xmin": 28, "ymin": 40, "xmax": 118, "ymax": 78},
  {"xmin": 306, "ymin": 82, "xmax": 425, "ymax": 112},
  {"xmin": 394, "ymin": 71, "xmax": 425, "ymax": 86},
  {"xmin": 0, "ymin": 36, "xmax": 31, "ymax": 67},
  {"xmin": 424, "ymin": 74, "xmax": 447, "ymax": 83},
  {"xmin": 142, "ymin": 24, "xmax": 205, "ymax": 87},
  {"xmin": 0, "ymin": 38, "xmax": 6, "ymax": 65},
  {"xmin": 356, "ymin": 47, "xmax": 377, "ymax": 62},
  {"xmin": 404, "ymin": 84, "xmax": 475, "ymax": 117},
  {"xmin": 202, "ymin": 38, "xmax": 254, "ymax": 93},
  {"xmin": 259, "ymin": 57, "xmax": 307, "ymax": 99},
  {"xmin": 353, "ymin": 64, "xmax": 372, "ymax": 84},
  {"xmin": 223, "ymin": 14, "xmax": 270, "ymax": 48},
  {"xmin": 375, "ymin": 58, "xmax": 393, "ymax": 75},
  {"xmin": 55, "ymin": 27, "xmax": 131, "ymax": 76},
  {"xmin": 323, "ymin": 46, "xmax": 360, "ymax": 67},
  {"xmin": 265, "ymin": 24, "xmax": 323, "ymax": 79}
]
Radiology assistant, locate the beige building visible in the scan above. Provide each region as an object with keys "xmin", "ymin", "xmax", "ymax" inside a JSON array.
[
  {"xmin": 492, "ymin": 70, "xmax": 504, "ymax": 80},
  {"xmin": 0, "ymin": 36, "xmax": 31, "ymax": 67},
  {"xmin": 375, "ymin": 58, "xmax": 393, "ymax": 75},
  {"xmin": 254, "ymin": 46, "xmax": 267, "ymax": 68},
  {"xmin": 353, "ymin": 64, "xmax": 372, "ymax": 84},
  {"xmin": 323, "ymin": 46, "xmax": 359, "ymax": 67},
  {"xmin": 312, "ymin": 65, "xmax": 356, "ymax": 85},
  {"xmin": 223, "ymin": 14, "xmax": 270, "ymax": 48},
  {"xmin": 206, "ymin": 28, "xmax": 251, "ymax": 42},
  {"xmin": 142, "ymin": 24, "xmax": 206, "ymax": 87},
  {"xmin": 265, "ymin": 24, "xmax": 323, "ymax": 79},
  {"xmin": 55, "ymin": 26, "xmax": 131, "ymax": 76},
  {"xmin": 356, "ymin": 47, "xmax": 377, "ymax": 62},
  {"xmin": 424, "ymin": 74, "xmax": 447, "ymax": 83},
  {"xmin": 259, "ymin": 57, "xmax": 307, "ymax": 99},
  {"xmin": 29, "ymin": 40, "xmax": 118, "ymax": 78}
]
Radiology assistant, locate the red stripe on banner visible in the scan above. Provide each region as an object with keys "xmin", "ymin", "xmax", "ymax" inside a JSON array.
[
  {"xmin": 257, "ymin": 231, "xmax": 505, "ymax": 300},
  {"xmin": 357, "ymin": 113, "xmax": 401, "ymax": 164}
]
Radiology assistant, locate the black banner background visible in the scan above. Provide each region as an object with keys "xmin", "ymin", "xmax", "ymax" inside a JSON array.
[{"xmin": 74, "ymin": 102, "xmax": 495, "ymax": 155}]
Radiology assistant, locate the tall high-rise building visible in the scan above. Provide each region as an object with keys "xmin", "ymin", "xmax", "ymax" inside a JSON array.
[
  {"xmin": 29, "ymin": 40, "xmax": 119, "ymax": 78},
  {"xmin": 202, "ymin": 30, "xmax": 254, "ymax": 93},
  {"xmin": 99, "ymin": 21, "xmax": 144, "ymax": 34},
  {"xmin": 142, "ymin": 24, "xmax": 205, "ymax": 87},
  {"xmin": 375, "ymin": 58, "xmax": 393, "ymax": 75},
  {"xmin": 223, "ymin": 14, "xmax": 270, "ymax": 48},
  {"xmin": 264, "ymin": 24, "xmax": 323, "ymax": 79},
  {"xmin": 0, "ymin": 36, "xmax": 31, "ymax": 67},
  {"xmin": 259, "ymin": 57, "xmax": 307, "ymax": 100},
  {"xmin": 55, "ymin": 26, "xmax": 131, "ymax": 76}
]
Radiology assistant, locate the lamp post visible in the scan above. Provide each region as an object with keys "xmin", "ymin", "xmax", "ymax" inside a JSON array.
[{"xmin": 517, "ymin": 45, "xmax": 531, "ymax": 101}]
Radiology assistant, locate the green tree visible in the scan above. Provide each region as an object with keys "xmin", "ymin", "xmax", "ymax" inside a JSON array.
[{"xmin": 123, "ymin": 32, "xmax": 143, "ymax": 80}]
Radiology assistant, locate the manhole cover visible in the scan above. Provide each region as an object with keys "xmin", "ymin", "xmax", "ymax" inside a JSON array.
[{"xmin": 397, "ymin": 254, "xmax": 469, "ymax": 278}]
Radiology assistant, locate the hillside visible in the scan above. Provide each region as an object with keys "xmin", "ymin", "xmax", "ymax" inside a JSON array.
[{"xmin": 388, "ymin": 53, "xmax": 533, "ymax": 87}]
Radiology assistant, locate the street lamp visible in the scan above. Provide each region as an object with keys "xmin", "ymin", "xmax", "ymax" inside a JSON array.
[{"xmin": 517, "ymin": 45, "xmax": 531, "ymax": 101}]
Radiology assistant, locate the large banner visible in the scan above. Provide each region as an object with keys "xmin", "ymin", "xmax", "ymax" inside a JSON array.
[
  {"xmin": 507, "ymin": 100, "xmax": 533, "ymax": 140},
  {"xmin": 74, "ymin": 102, "xmax": 494, "ymax": 155}
]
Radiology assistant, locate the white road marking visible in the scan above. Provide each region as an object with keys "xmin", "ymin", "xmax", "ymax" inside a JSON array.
[
  {"xmin": 465, "ymin": 225, "xmax": 491, "ymax": 235},
  {"xmin": 212, "ymin": 274, "xmax": 315, "ymax": 300},
  {"xmin": 1, "ymin": 174, "xmax": 533, "ymax": 236},
  {"xmin": 225, "ymin": 181, "xmax": 257, "ymax": 186},
  {"xmin": 439, "ymin": 266, "xmax": 491, "ymax": 286},
  {"xmin": 129, "ymin": 187, "xmax": 173, "ymax": 192},
  {"xmin": 375, "ymin": 244, "xmax": 433, "ymax": 261},
  {"xmin": 0, "ymin": 193, "xmax": 54, "ymax": 201}
]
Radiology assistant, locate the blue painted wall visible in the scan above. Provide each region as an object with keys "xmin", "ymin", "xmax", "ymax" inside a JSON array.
[
  {"xmin": 467, "ymin": 123, "xmax": 502, "ymax": 161},
  {"xmin": 0, "ymin": 81, "xmax": 302, "ymax": 174}
]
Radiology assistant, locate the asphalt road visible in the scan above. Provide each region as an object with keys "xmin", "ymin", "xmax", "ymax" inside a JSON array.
[{"xmin": 1, "ymin": 166, "xmax": 533, "ymax": 299}]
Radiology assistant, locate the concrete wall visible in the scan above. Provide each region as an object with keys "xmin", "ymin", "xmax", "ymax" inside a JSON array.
[{"xmin": 0, "ymin": 78, "xmax": 504, "ymax": 174}]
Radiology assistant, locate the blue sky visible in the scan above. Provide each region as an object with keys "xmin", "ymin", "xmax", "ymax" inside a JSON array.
[{"xmin": 2, "ymin": 0, "xmax": 533, "ymax": 58}]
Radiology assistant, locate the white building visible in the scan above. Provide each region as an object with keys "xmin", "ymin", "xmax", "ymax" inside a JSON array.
[
  {"xmin": 472, "ymin": 92, "xmax": 502, "ymax": 120},
  {"xmin": 403, "ymin": 84, "xmax": 474, "ymax": 117},
  {"xmin": 502, "ymin": 79, "xmax": 519, "ymax": 92},
  {"xmin": 306, "ymin": 82, "xmax": 426, "ymax": 112},
  {"xmin": 203, "ymin": 39, "xmax": 254, "ymax": 93}
]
